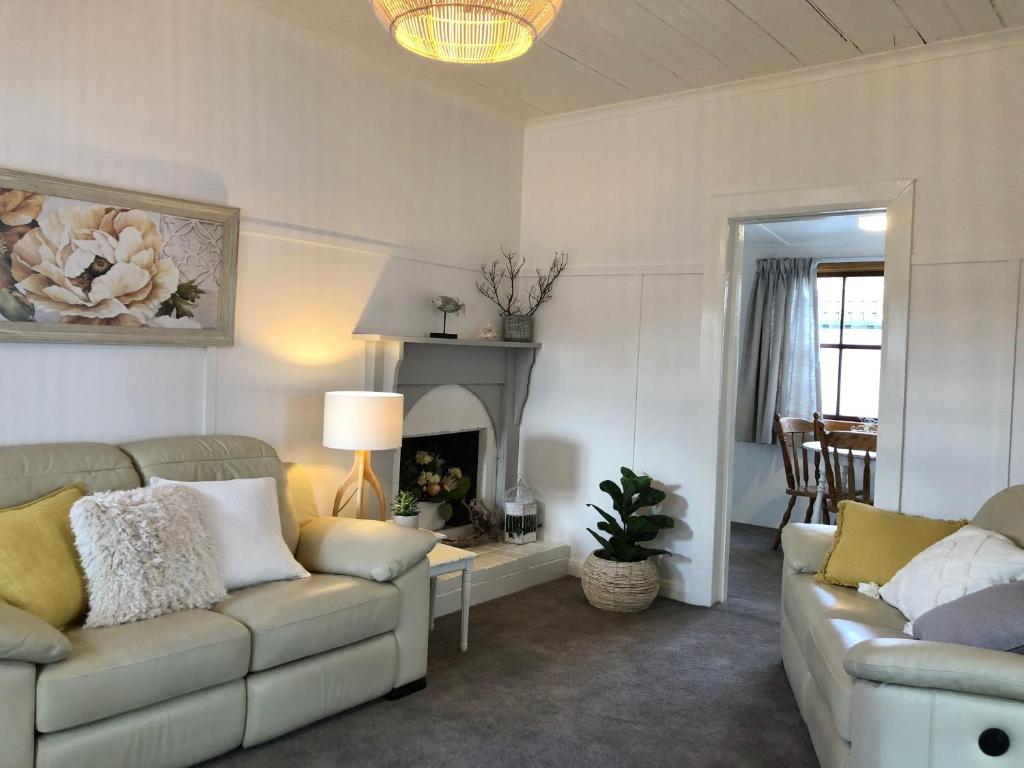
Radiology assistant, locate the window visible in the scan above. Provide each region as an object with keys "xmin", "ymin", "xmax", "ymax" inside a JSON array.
[{"xmin": 817, "ymin": 262, "xmax": 884, "ymax": 420}]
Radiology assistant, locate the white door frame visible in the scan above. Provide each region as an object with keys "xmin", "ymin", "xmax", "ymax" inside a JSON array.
[{"xmin": 698, "ymin": 180, "xmax": 915, "ymax": 605}]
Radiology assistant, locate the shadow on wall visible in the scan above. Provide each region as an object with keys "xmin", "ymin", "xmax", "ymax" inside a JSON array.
[
  {"xmin": 731, "ymin": 442, "xmax": 790, "ymax": 528},
  {"xmin": 2, "ymin": 132, "xmax": 232, "ymax": 207},
  {"xmin": 651, "ymin": 480, "xmax": 692, "ymax": 568},
  {"xmin": 520, "ymin": 435, "xmax": 582, "ymax": 495},
  {"xmin": 353, "ymin": 254, "xmax": 500, "ymax": 339}
]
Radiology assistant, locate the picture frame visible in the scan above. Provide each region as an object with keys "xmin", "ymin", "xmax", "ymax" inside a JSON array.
[{"xmin": 0, "ymin": 168, "xmax": 239, "ymax": 346}]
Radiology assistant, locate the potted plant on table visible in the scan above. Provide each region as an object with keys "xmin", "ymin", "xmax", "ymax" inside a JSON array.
[
  {"xmin": 403, "ymin": 450, "xmax": 471, "ymax": 531},
  {"xmin": 582, "ymin": 467, "xmax": 674, "ymax": 613},
  {"xmin": 391, "ymin": 490, "xmax": 421, "ymax": 528},
  {"xmin": 476, "ymin": 248, "xmax": 568, "ymax": 342}
]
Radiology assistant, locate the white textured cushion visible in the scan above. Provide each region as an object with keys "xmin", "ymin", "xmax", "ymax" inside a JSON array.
[
  {"xmin": 152, "ymin": 477, "xmax": 309, "ymax": 591},
  {"xmin": 70, "ymin": 486, "xmax": 227, "ymax": 628},
  {"xmin": 880, "ymin": 525, "xmax": 1024, "ymax": 633}
]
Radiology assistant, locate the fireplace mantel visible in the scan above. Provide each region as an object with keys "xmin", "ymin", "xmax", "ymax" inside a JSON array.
[{"xmin": 355, "ymin": 333, "xmax": 540, "ymax": 510}]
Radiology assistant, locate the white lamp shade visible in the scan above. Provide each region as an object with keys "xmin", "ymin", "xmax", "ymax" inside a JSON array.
[{"xmin": 323, "ymin": 391, "xmax": 404, "ymax": 451}]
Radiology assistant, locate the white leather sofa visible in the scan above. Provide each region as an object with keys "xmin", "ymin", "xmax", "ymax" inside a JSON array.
[
  {"xmin": 780, "ymin": 487, "xmax": 1024, "ymax": 768},
  {"xmin": 0, "ymin": 436, "xmax": 437, "ymax": 768}
]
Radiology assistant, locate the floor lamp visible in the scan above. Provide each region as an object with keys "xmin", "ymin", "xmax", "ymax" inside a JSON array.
[{"xmin": 323, "ymin": 391, "xmax": 404, "ymax": 520}]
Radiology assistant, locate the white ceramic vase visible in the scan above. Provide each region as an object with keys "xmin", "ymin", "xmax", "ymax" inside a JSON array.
[
  {"xmin": 417, "ymin": 501, "xmax": 447, "ymax": 531},
  {"xmin": 394, "ymin": 514, "xmax": 420, "ymax": 529}
]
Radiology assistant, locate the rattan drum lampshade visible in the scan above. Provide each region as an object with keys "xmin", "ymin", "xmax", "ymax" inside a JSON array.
[{"xmin": 371, "ymin": 0, "xmax": 562, "ymax": 64}]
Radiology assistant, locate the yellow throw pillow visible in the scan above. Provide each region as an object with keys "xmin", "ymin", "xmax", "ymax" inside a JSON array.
[
  {"xmin": 0, "ymin": 485, "xmax": 87, "ymax": 629},
  {"xmin": 817, "ymin": 501, "xmax": 968, "ymax": 588}
]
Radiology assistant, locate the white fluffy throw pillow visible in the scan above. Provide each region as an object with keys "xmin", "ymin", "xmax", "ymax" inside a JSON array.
[
  {"xmin": 880, "ymin": 524, "xmax": 1024, "ymax": 633},
  {"xmin": 151, "ymin": 477, "xmax": 309, "ymax": 591},
  {"xmin": 70, "ymin": 485, "xmax": 227, "ymax": 628}
]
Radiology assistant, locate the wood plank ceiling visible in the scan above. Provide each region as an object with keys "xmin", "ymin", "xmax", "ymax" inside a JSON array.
[{"xmin": 279, "ymin": 0, "xmax": 1024, "ymax": 119}]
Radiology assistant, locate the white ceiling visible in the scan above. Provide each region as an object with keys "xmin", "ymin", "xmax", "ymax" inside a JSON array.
[
  {"xmin": 277, "ymin": 0, "xmax": 1024, "ymax": 119},
  {"xmin": 744, "ymin": 213, "xmax": 886, "ymax": 258}
]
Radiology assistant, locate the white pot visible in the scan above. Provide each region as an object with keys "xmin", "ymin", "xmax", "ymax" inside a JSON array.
[
  {"xmin": 394, "ymin": 514, "xmax": 420, "ymax": 528},
  {"xmin": 417, "ymin": 501, "xmax": 446, "ymax": 531}
]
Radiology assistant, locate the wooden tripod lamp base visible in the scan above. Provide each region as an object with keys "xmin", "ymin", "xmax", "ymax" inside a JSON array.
[
  {"xmin": 323, "ymin": 391, "xmax": 405, "ymax": 521},
  {"xmin": 332, "ymin": 450, "xmax": 387, "ymax": 520}
]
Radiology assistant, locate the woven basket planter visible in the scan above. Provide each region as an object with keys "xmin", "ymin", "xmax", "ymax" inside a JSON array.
[
  {"xmin": 502, "ymin": 314, "xmax": 534, "ymax": 342},
  {"xmin": 581, "ymin": 552, "xmax": 660, "ymax": 613}
]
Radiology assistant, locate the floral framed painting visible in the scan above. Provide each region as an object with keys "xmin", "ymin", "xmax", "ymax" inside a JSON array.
[{"xmin": 0, "ymin": 168, "xmax": 239, "ymax": 346}]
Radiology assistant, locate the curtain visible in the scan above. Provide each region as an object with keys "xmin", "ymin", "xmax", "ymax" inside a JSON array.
[{"xmin": 736, "ymin": 258, "xmax": 821, "ymax": 444}]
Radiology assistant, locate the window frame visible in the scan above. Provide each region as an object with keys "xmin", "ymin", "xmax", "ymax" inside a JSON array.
[{"xmin": 817, "ymin": 261, "xmax": 884, "ymax": 421}]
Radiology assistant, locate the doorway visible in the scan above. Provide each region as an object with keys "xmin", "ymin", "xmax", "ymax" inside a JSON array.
[
  {"xmin": 700, "ymin": 180, "xmax": 914, "ymax": 605},
  {"xmin": 729, "ymin": 212, "xmax": 886, "ymax": 540}
]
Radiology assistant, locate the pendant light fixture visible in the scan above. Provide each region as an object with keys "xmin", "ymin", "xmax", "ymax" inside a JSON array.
[{"xmin": 371, "ymin": 1, "xmax": 562, "ymax": 64}]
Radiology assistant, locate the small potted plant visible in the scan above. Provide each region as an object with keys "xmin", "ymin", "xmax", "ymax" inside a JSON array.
[
  {"xmin": 403, "ymin": 450, "xmax": 471, "ymax": 530},
  {"xmin": 391, "ymin": 490, "xmax": 420, "ymax": 528},
  {"xmin": 476, "ymin": 248, "xmax": 568, "ymax": 342},
  {"xmin": 582, "ymin": 467, "xmax": 674, "ymax": 613}
]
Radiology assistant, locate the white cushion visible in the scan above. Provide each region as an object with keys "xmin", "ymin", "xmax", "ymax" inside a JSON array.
[
  {"xmin": 70, "ymin": 485, "xmax": 227, "ymax": 628},
  {"xmin": 152, "ymin": 477, "xmax": 309, "ymax": 591},
  {"xmin": 880, "ymin": 525, "xmax": 1024, "ymax": 633}
]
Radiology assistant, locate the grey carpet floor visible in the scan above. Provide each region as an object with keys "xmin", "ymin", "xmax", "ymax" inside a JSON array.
[{"xmin": 202, "ymin": 524, "xmax": 818, "ymax": 768}]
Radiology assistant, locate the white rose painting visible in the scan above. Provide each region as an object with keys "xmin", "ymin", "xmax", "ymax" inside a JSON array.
[{"xmin": 0, "ymin": 169, "xmax": 238, "ymax": 346}]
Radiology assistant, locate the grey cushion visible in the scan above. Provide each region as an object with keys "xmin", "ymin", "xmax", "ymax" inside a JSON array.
[
  {"xmin": 913, "ymin": 582, "xmax": 1024, "ymax": 653},
  {"xmin": 213, "ymin": 574, "xmax": 399, "ymax": 672},
  {"xmin": 36, "ymin": 609, "xmax": 250, "ymax": 732}
]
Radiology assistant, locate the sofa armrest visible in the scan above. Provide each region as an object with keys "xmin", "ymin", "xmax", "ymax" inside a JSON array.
[
  {"xmin": 0, "ymin": 601, "xmax": 69, "ymax": 664},
  {"xmin": 296, "ymin": 517, "xmax": 438, "ymax": 582},
  {"xmin": 781, "ymin": 523, "xmax": 836, "ymax": 573},
  {"xmin": 844, "ymin": 638, "xmax": 1024, "ymax": 701}
]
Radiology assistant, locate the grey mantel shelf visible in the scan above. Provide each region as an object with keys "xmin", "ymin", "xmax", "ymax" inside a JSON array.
[
  {"xmin": 352, "ymin": 333, "xmax": 541, "ymax": 350},
  {"xmin": 354, "ymin": 332, "xmax": 539, "ymax": 510}
]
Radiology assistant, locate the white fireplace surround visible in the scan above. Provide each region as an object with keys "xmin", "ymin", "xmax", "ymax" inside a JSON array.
[{"xmin": 396, "ymin": 384, "xmax": 499, "ymax": 510}]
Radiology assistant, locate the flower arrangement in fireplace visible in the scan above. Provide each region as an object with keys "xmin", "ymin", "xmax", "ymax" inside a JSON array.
[{"xmin": 401, "ymin": 449, "xmax": 471, "ymax": 523}]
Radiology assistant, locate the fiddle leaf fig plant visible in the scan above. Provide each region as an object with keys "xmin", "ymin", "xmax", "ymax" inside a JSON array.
[{"xmin": 586, "ymin": 467, "xmax": 673, "ymax": 562}]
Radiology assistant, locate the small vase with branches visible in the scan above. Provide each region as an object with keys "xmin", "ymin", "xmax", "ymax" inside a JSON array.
[{"xmin": 476, "ymin": 248, "xmax": 568, "ymax": 342}]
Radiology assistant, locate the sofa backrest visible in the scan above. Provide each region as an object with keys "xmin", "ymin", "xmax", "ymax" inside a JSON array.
[
  {"xmin": 0, "ymin": 442, "xmax": 140, "ymax": 508},
  {"xmin": 120, "ymin": 435, "xmax": 301, "ymax": 552},
  {"xmin": 974, "ymin": 485, "xmax": 1024, "ymax": 548}
]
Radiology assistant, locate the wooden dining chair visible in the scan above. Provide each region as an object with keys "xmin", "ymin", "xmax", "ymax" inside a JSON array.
[
  {"xmin": 821, "ymin": 417, "xmax": 861, "ymax": 433},
  {"xmin": 814, "ymin": 416, "xmax": 877, "ymax": 512},
  {"xmin": 771, "ymin": 413, "xmax": 824, "ymax": 550}
]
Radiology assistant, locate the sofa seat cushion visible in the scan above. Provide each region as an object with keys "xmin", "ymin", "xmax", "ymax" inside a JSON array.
[
  {"xmin": 36, "ymin": 609, "xmax": 250, "ymax": 733},
  {"xmin": 805, "ymin": 618, "xmax": 907, "ymax": 740},
  {"xmin": 783, "ymin": 571, "xmax": 907, "ymax": 655},
  {"xmin": 213, "ymin": 574, "xmax": 399, "ymax": 672}
]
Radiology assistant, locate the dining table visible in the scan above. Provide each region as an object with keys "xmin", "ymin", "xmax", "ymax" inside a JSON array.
[{"xmin": 801, "ymin": 440, "xmax": 877, "ymax": 524}]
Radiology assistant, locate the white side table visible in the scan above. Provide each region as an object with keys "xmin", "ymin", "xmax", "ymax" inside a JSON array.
[{"xmin": 427, "ymin": 543, "xmax": 478, "ymax": 652}]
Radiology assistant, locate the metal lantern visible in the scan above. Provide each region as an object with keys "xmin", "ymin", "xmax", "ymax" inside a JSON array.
[{"xmin": 503, "ymin": 476, "xmax": 539, "ymax": 544}]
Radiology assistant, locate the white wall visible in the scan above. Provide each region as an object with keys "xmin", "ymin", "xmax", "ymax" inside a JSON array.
[
  {"xmin": 520, "ymin": 30, "xmax": 1024, "ymax": 605},
  {"xmin": 0, "ymin": 0, "xmax": 523, "ymax": 515},
  {"xmin": 519, "ymin": 270, "xmax": 703, "ymax": 597}
]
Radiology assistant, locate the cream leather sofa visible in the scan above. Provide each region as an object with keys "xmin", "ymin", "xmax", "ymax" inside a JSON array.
[
  {"xmin": 0, "ymin": 435, "xmax": 437, "ymax": 768},
  {"xmin": 780, "ymin": 487, "xmax": 1024, "ymax": 768}
]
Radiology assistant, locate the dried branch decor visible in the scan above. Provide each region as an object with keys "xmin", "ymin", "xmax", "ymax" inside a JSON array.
[{"xmin": 476, "ymin": 248, "xmax": 568, "ymax": 317}]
